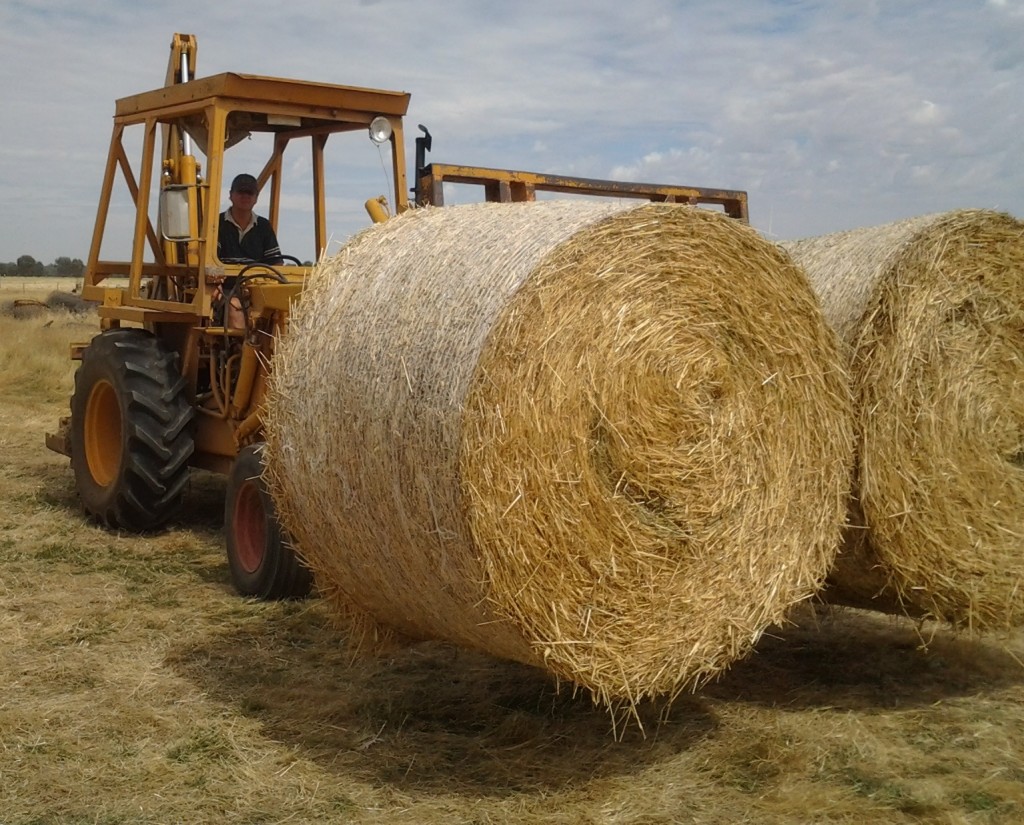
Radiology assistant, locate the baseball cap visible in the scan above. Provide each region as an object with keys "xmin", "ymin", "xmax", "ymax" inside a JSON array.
[{"xmin": 230, "ymin": 173, "xmax": 258, "ymax": 194}]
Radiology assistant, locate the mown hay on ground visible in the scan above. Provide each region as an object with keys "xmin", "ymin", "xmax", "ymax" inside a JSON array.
[
  {"xmin": 783, "ymin": 209, "xmax": 1024, "ymax": 631},
  {"xmin": 266, "ymin": 201, "xmax": 853, "ymax": 708}
]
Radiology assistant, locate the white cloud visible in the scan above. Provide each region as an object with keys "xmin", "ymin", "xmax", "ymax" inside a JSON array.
[
  {"xmin": 910, "ymin": 100, "xmax": 943, "ymax": 125},
  {"xmin": 0, "ymin": 0, "xmax": 1020, "ymax": 260}
]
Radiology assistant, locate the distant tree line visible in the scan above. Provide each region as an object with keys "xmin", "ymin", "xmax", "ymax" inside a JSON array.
[{"xmin": 0, "ymin": 255, "xmax": 85, "ymax": 277}]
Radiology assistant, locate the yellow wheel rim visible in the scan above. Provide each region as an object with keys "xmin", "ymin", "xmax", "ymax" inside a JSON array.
[{"xmin": 84, "ymin": 379, "xmax": 122, "ymax": 488}]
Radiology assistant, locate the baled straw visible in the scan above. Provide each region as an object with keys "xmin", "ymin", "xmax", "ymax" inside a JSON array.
[
  {"xmin": 265, "ymin": 201, "xmax": 853, "ymax": 706},
  {"xmin": 784, "ymin": 209, "xmax": 1024, "ymax": 630}
]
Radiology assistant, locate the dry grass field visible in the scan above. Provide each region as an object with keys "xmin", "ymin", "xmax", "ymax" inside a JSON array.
[{"xmin": 1, "ymin": 279, "xmax": 1023, "ymax": 824}]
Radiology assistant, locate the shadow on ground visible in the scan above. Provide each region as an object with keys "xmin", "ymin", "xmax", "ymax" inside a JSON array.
[
  {"xmin": 167, "ymin": 598, "xmax": 1023, "ymax": 797},
  {"xmin": 704, "ymin": 606, "xmax": 1024, "ymax": 710},
  {"xmin": 167, "ymin": 603, "xmax": 716, "ymax": 795}
]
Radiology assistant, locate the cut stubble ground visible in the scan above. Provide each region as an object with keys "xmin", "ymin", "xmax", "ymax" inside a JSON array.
[{"xmin": 1, "ymin": 288, "xmax": 1022, "ymax": 824}]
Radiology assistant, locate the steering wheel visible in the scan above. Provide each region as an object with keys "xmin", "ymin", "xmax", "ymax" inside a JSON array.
[{"xmin": 234, "ymin": 256, "xmax": 305, "ymax": 283}]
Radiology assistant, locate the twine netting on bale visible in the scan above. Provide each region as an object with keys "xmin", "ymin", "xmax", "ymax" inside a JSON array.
[
  {"xmin": 265, "ymin": 201, "xmax": 853, "ymax": 708},
  {"xmin": 783, "ymin": 209, "xmax": 1024, "ymax": 631}
]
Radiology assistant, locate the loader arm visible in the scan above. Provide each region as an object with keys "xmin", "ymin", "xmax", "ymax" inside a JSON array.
[{"xmin": 418, "ymin": 163, "xmax": 748, "ymax": 222}]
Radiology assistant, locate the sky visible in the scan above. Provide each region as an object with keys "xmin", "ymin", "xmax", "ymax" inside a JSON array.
[{"xmin": 1, "ymin": 0, "xmax": 1022, "ymax": 263}]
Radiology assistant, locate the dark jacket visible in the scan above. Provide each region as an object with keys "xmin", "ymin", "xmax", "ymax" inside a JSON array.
[{"xmin": 218, "ymin": 211, "xmax": 283, "ymax": 264}]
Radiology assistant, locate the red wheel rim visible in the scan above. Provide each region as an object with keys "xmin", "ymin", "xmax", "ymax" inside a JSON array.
[{"xmin": 233, "ymin": 480, "xmax": 266, "ymax": 574}]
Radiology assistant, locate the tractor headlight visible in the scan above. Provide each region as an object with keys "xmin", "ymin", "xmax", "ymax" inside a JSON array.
[{"xmin": 368, "ymin": 116, "xmax": 393, "ymax": 145}]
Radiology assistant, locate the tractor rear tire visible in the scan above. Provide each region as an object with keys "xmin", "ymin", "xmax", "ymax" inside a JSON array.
[
  {"xmin": 70, "ymin": 328, "xmax": 194, "ymax": 531},
  {"xmin": 225, "ymin": 443, "xmax": 313, "ymax": 599}
]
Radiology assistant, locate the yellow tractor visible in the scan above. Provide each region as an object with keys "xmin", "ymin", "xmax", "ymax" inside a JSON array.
[{"xmin": 47, "ymin": 33, "xmax": 748, "ymax": 599}]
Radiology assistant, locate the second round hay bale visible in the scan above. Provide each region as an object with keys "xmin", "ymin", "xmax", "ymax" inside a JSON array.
[
  {"xmin": 783, "ymin": 209, "xmax": 1024, "ymax": 630},
  {"xmin": 265, "ymin": 201, "xmax": 853, "ymax": 706}
]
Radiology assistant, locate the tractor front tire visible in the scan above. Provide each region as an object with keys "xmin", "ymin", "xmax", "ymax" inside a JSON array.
[
  {"xmin": 70, "ymin": 329, "xmax": 194, "ymax": 532},
  {"xmin": 225, "ymin": 444, "xmax": 313, "ymax": 599}
]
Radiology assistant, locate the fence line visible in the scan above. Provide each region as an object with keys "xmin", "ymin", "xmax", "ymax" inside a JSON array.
[{"xmin": 0, "ymin": 277, "xmax": 84, "ymax": 293}]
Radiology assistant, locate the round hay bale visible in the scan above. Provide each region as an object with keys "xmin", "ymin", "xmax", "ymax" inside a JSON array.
[
  {"xmin": 4, "ymin": 299, "xmax": 48, "ymax": 319},
  {"xmin": 45, "ymin": 290, "xmax": 93, "ymax": 314},
  {"xmin": 783, "ymin": 209, "xmax": 1024, "ymax": 630},
  {"xmin": 265, "ymin": 201, "xmax": 853, "ymax": 706}
]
